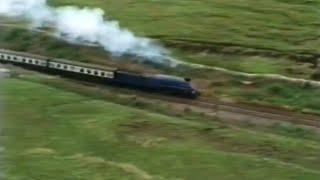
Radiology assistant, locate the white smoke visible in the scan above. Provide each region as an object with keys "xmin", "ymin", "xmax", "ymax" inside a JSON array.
[{"xmin": 0, "ymin": 0, "xmax": 170, "ymax": 62}]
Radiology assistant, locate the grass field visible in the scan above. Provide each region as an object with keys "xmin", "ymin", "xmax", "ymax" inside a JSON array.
[
  {"xmin": 48, "ymin": 0, "xmax": 320, "ymax": 79},
  {"xmin": 211, "ymin": 78, "xmax": 320, "ymax": 114},
  {"xmin": 1, "ymin": 74, "xmax": 320, "ymax": 179},
  {"xmin": 1, "ymin": 1, "xmax": 320, "ymax": 179},
  {"xmin": 49, "ymin": 0, "xmax": 320, "ymax": 54},
  {"xmin": 174, "ymin": 48, "xmax": 316, "ymax": 78},
  {"xmin": 1, "ymin": 0, "xmax": 320, "ymax": 77},
  {"xmin": 0, "ymin": 25, "xmax": 316, "ymax": 79}
]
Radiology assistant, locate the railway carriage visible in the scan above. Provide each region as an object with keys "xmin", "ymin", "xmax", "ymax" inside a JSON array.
[
  {"xmin": 47, "ymin": 58, "xmax": 115, "ymax": 83},
  {"xmin": 0, "ymin": 49, "xmax": 199, "ymax": 98},
  {"xmin": 0, "ymin": 49, "xmax": 115, "ymax": 82},
  {"xmin": 0, "ymin": 51, "xmax": 47, "ymax": 68}
]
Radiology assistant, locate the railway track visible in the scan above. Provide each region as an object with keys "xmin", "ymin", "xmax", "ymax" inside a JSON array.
[
  {"xmin": 198, "ymin": 98, "xmax": 320, "ymax": 128},
  {"xmin": 148, "ymin": 94, "xmax": 320, "ymax": 128},
  {"xmin": 1, "ymin": 49, "xmax": 319, "ymax": 128},
  {"xmin": 65, "ymin": 77, "xmax": 320, "ymax": 129}
]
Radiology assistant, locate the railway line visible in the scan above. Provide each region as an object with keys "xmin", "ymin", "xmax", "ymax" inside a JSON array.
[
  {"xmin": 199, "ymin": 98, "xmax": 320, "ymax": 128},
  {"xmin": 59, "ymin": 76, "xmax": 320, "ymax": 129},
  {"xmin": 139, "ymin": 92, "xmax": 320, "ymax": 128},
  {"xmin": 0, "ymin": 49, "xmax": 319, "ymax": 129}
]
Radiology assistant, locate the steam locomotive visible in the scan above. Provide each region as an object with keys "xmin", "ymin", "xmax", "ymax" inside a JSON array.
[{"xmin": 0, "ymin": 49, "xmax": 200, "ymax": 98}]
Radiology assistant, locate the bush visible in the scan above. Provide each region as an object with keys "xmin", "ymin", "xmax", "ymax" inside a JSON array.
[
  {"xmin": 311, "ymin": 71, "xmax": 320, "ymax": 80},
  {"xmin": 266, "ymin": 84, "xmax": 293, "ymax": 98}
]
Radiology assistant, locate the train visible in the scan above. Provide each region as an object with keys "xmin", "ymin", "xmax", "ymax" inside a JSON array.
[{"xmin": 0, "ymin": 49, "xmax": 200, "ymax": 98}]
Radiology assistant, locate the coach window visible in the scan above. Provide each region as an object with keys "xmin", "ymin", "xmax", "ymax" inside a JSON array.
[
  {"xmin": 87, "ymin": 69, "xmax": 91, "ymax": 74},
  {"xmin": 101, "ymin": 72, "xmax": 105, "ymax": 76},
  {"xmin": 64, "ymin": 65, "xmax": 68, "ymax": 69},
  {"xmin": 22, "ymin": 58, "xmax": 26, "ymax": 62},
  {"xmin": 35, "ymin": 60, "xmax": 39, "ymax": 64},
  {"xmin": 7, "ymin": 56, "xmax": 11, "ymax": 60},
  {"xmin": 94, "ymin": 71, "xmax": 98, "ymax": 75},
  {"xmin": 13, "ymin": 57, "xmax": 17, "ymax": 61},
  {"xmin": 57, "ymin": 64, "xmax": 61, "ymax": 68},
  {"xmin": 80, "ymin": 68, "xmax": 84, "ymax": 73}
]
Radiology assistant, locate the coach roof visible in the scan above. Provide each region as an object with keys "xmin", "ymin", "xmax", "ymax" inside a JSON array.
[{"xmin": 0, "ymin": 49, "xmax": 116, "ymax": 72}]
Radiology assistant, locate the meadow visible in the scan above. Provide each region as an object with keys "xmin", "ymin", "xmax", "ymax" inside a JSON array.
[
  {"xmin": 1, "ymin": 1, "xmax": 320, "ymax": 179},
  {"xmin": 49, "ymin": 0, "xmax": 320, "ymax": 77},
  {"xmin": 1, "ymin": 72, "xmax": 320, "ymax": 179},
  {"xmin": 49, "ymin": 0, "xmax": 320, "ymax": 54},
  {"xmin": 2, "ymin": 0, "xmax": 320, "ymax": 77}
]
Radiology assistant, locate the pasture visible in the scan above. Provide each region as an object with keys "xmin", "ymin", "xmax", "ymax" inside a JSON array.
[
  {"xmin": 1, "ymin": 1, "xmax": 320, "ymax": 179},
  {"xmin": 50, "ymin": 0, "xmax": 320, "ymax": 54},
  {"xmin": 1, "ymin": 72, "xmax": 320, "ymax": 179}
]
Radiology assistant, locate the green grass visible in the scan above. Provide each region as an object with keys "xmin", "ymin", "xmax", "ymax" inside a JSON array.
[
  {"xmin": 14, "ymin": 68, "xmax": 320, "ymax": 139},
  {"xmin": 173, "ymin": 48, "xmax": 316, "ymax": 78},
  {"xmin": 2, "ymin": 1, "xmax": 320, "ymax": 179},
  {"xmin": 49, "ymin": 0, "xmax": 320, "ymax": 54},
  {"xmin": 1, "ymin": 75, "xmax": 320, "ymax": 179},
  {"xmin": 1, "ymin": 0, "xmax": 319, "ymax": 78},
  {"xmin": 2, "ymin": 25, "xmax": 320, "ymax": 116},
  {"xmin": 208, "ymin": 78, "xmax": 320, "ymax": 114}
]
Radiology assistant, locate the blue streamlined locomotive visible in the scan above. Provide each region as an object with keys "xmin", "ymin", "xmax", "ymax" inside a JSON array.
[
  {"xmin": 0, "ymin": 49, "xmax": 200, "ymax": 98},
  {"xmin": 114, "ymin": 71, "xmax": 199, "ymax": 98}
]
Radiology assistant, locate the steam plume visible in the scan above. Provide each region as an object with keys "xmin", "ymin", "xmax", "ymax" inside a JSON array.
[{"xmin": 0, "ymin": 0, "xmax": 170, "ymax": 63}]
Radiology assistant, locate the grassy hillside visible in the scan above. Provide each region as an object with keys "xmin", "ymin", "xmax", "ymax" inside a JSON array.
[
  {"xmin": 1, "ymin": 0, "xmax": 319, "ymax": 78},
  {"xmin": 49, "ymin": 0, "xmax": 320, "ymax": 54},
  {"xmin": 1, "ymin": 74, "xmax": 320, "ymax": 179}
]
